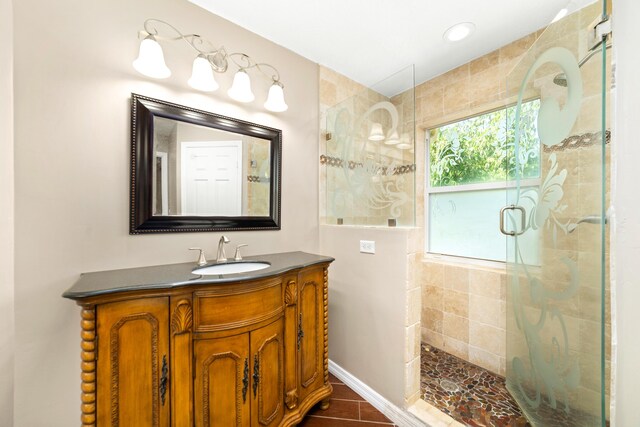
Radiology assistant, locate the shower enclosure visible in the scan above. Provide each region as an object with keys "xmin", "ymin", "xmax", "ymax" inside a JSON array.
[{"xmin": 503, "ymin": 1, "xmax": 611, "ymax": 425}]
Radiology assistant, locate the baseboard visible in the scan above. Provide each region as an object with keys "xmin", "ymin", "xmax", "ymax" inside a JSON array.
[{"xmin": 328, "ymin": 360, "xmax": 426, "ymax": 427}]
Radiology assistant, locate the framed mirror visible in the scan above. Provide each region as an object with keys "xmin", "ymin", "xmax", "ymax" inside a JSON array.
[{"xmin": 130, "ymin": 93, "xmax": 281, "ymax": 234}]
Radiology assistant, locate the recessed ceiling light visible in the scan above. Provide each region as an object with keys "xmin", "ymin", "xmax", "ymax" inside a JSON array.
[{"xmin": 443, "ymin": 22, "xmax": 476, "ymax": 42}]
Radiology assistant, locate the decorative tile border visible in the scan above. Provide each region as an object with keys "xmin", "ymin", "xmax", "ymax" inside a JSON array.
[
  {"xmin": 543, "ymin": 130, "xmax": 611, "ymax": 152},
  {"xmin": 320, "ymin": 155, "xmax": 416, "ymax": 175}
]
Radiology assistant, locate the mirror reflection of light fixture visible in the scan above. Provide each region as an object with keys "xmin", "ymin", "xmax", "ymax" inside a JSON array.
[
  {"xmin": 133, "ymin": 35, "xmax": 171, "ymax": 79},
  {"xmin": 385, "ymin": 130, "xmax": 400, "ymax": 145},
  {"xmin": 133, "ymin": 19, "xmax": 287, "ymax": 112},
  {"xmin": 397, "ymin": 133, "xmax": 412, "ymax": 150},
  {"xmin": 368, "ymin": 123, "xmax": 385, "ymax": 141}
]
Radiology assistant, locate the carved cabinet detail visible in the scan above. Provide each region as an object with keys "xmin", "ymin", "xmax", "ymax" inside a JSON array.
[{"xmin": 70, "ymin": 262, "xmax": 331, "ymax": 427}]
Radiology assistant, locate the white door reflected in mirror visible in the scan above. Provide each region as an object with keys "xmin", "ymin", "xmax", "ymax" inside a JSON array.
[
  {"xmin": 181, "ymin": 141, "xmax": 241, "ymax": 216},
  {"xmin": 152, "ymin": 116, "xmax": 271, "ymax": 217}
]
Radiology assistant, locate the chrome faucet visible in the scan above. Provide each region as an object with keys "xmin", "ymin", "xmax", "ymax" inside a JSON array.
[{"xmin": 216, "ymin": 235, "xmax": 230, "ymax": 262}]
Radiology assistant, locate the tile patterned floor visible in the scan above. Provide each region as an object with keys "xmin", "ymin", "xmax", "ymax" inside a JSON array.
[
  {"xmin": 420, "ymin": 344, "xmax": 531, "ymax": 427},
  {"xmin": 299, "ymin": 373, "xmax": 396, "ymax": 426}
]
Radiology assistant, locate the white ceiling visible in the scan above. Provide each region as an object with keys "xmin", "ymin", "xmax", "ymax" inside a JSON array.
[{"xmin": 189, "ymin": 0, "xmax": 593, "ymax": 96}]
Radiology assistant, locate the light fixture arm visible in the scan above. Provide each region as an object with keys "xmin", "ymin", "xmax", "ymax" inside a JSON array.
[
  {"xmin": 229, "ymin": 53, "xmax": 282, "ymax": 84},
  {"xmin": 140, "ymin": 19, "xmax": 229, "ymax": 72},
  {"xmin": 139, "ymin": 19, "xmax": 281, "ymax": 80}
]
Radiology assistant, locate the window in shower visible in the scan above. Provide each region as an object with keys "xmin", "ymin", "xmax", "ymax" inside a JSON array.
[{"xmin": 427, "ymin": 99, "xmax": 540, "ymax": 262}]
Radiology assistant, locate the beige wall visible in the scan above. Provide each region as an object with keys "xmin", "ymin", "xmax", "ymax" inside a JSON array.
[
  {"xmin": 0, "ymin": 0, "xmax": 14, "ymax": 425},
  {"xmin": 320, "ymin": 225, "xmax": 418, "ymax": 407},
  {"xmin": 612, "ymin": 0, "xmax": 640, "ymax": 424},
  {"xmin": 12, "ymin": 0, "xmax": 319, "ymax": 425}
]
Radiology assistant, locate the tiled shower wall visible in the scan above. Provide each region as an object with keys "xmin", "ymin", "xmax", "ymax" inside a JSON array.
[
  {"xmin": 416, "ymin": 4, "xmax": 611, "ymax": 386},
  {"xmin": 413, "ymin": 31, "xmax": 541, "ymax": 376},
  {"xmin": 421, "ymin": 262, "xmax": 508, "ymax": 375}
]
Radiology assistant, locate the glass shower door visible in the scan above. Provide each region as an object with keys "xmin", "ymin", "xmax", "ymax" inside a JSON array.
[{"xmin": 503, "ymin": 1, "xmax": 610, "ymax": 425}]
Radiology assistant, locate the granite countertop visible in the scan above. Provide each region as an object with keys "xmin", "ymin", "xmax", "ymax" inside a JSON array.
[{"xmin": 63, "ymin": 251, "xmax": 334, "ymax": 300}]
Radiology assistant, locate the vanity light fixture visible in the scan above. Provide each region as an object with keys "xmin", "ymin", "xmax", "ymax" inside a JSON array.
[
  {"xmin": 133, "ymin": 19, "xmax": 288, "ymax": 112},
  {"xmin": 443, "ymin": 22, "xmax": 476, "ymax": 42}
]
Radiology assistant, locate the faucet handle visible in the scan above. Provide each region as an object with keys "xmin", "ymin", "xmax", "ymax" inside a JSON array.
[
  {"xmin": 189, "ymin": 247, "xmax": 207, "ymax": 266},
  {"xmin": 234, "ymin": 244, "xmax": 248, "ymax": 261}
]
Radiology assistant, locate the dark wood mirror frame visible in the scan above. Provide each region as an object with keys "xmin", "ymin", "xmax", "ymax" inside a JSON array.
[{"xmin": 130, "ymin": 93, "xmax": 282, "ymax": 234}]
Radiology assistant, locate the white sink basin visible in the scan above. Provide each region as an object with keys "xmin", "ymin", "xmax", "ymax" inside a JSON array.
[{"xmin": 193, "ymin": 262, "xmax": 270, "ymax": 276}]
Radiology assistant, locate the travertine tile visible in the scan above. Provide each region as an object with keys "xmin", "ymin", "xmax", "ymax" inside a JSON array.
[
  {"xmin": 423, "ymin": 262, "xmax": 444, "ymax": 287},
  {"xmin": 443, "ymin": 290, "xmax": 469, "ymax": 317},
  {"xmin": 422, "ymin": 284, "xmax": 443, "ymax": 311},
  {"xmin": 499, "ymin": 33, "xmax": 537, "ymax": 63},
  {"xmin": 422, "ymin": 307, "xmax": 443, "ymax": 333},
  {"xmin": 444, "ymin": 265, "xmax": 469, "ymax": 292},
  {"xmin": 469, "ymin": 269, "xmax": 502, "ymax": 299},
  {"xmin": 443, "ymin": 80, "xmax": 470, "ymax": 114},
  {"xmin": 469, "ymin": 321, "xmax": 505, "ymax": 357},
  {"xmin": 469, "ymin": 346, "xmax": 501, "ymax": 374},
  {"xmin": 470, "ymin": 50, "xmax": 500, "ymax": 75},
  {"xmin": 404, "ymin": 356, "xmax": 420, "ymax": 397},
  {"xmin": 437, "ymin": 64, "xmax": 470, "ymax": 87},
  {"xmin": 443, "ymin": 313, "xmax": 469, "ymax": 342},
  {"xmin": 442, "ymin": 335, "xmax": 469, "ymax": 360},
  {"xmin": 419, "ymin": 87, "xmax": 444, "ymax": 120},
  {"xmin": 469, "ymin": 66, "xmax": 501, "ymax": 107},
  {"xmin": 469, "ymin": 294, "xmax": 501, "ymax": 328},
  {"xmin": 421, "ymin": 327, "xmax": 444, "ymax": 349},
  {"xmin": 406, "ymin": 286, "xmax": 421, "ymax": 326},
  {"xmin": 319, "ymin": 79, "xmax": 337, "ymax": 106}
]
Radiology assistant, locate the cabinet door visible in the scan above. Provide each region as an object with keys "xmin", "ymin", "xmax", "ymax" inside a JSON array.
[
  {"xmin": 297, "ymin": 268, "xmax": 325, "ymax": 403},
  {"xmin": 96, "ymin": 297, "xmax": 170, "ymax": 427},
  {"xmin": 194, "ymin": 334, "xmax": 251, "ymax": 427},
  {"xmin": 250, "ymin": 318, "xmax": 284, "ymax": 427}
]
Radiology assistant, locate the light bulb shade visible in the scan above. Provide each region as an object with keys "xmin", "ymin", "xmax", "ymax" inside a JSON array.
[
  {"xmin": 368, "ymin": 123, "xmax": 385, "ymax": 141},
  {"xmin": 188, "ymin": 55, "xmax": 219, "ymax": 92},
  {"xmin": 227, "ymin": 70, "xmax": 255, "ymax": 103},
  {"xmin": 385, "ymin": 130, "xmax": 400, "ymax": 145},
  {"xmin": 264, "ymin": 82, "xmax": 288, "ymax": 112},
  {"xmin": 133, "ymin": 35, "xmax": 171, "ymax": 79}
]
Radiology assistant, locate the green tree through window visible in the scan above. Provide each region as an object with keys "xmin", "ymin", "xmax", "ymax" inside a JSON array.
[{"xmin": 429, "ymin": 99, "xmax": 540, "ymax": 187}]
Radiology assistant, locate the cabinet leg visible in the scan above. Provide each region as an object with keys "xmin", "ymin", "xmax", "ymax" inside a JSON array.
[{"xmin": 320, "ymin": 397, "xmax": 331, "ymax": 410}]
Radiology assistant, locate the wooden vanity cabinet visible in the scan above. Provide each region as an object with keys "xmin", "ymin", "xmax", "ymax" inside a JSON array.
[
  {"xmin": 193, "ymin": 318, "xmax": 284, "ymax": 427},
  {"xmin": 95, "ymin": 297, "xmax": 171, "ymax": 427},
  {"xmin": 74, "ymin": 262, "xmax": 331, "ymax": 427}
]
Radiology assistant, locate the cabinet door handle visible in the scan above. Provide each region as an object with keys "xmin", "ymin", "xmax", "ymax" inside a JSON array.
[
  {"xmin": 242, "ymin": 358, "xmax": 249, "ymax": 403},
  {"xmin": 252, "ymin": 354, "xmax": 260, "ymax": 398},
  {"xmin": 160, "ymin": 355, "xmax": 168, "ymax": 406},
  {"xmin": 297, "ymin": 313, "xmax": 304, "ymax": 350}
]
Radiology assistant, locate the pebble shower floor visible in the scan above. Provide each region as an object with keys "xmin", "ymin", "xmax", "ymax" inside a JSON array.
[{"xmin": 420, "ymin": 344, "xmax": 530, "ymax": 426}]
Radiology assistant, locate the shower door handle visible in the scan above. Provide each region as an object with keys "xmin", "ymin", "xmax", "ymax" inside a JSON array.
[{"xmin": 500, "ymin": 205, "xmax": 526, "ymax": 236}]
